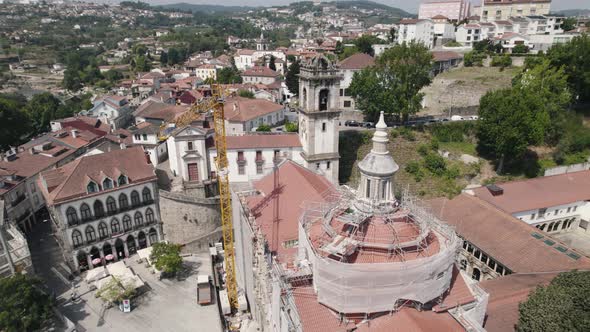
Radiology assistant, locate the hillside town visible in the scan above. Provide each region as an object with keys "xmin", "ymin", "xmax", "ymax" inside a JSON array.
[{"xmin": 0, "ymin": 0, "xmax": 590, "ymax": 332}]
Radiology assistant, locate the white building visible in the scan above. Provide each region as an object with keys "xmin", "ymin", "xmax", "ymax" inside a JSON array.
[
  {"xmin": 83, "ymin": 96, "xmax": 132, "ymax": 130},
  {"xmin": 233, "ymin": 49, "xmax": 255, "ymax": 71},
  {"xmin": 224, "ymin": 96, "xmax": 286, "ymax": 134},
  {"xmin": 129, "ymin": 122, "xmax": 168, "ymax": 165},
  {"xmin": 456, "ymin": 24, "xmax": 482, "ymax": 47},
  {"xmin": 38, "ymin": 147, "xmax": 163, "ymax": 272},
  {"xmin": 432, "ymin": 15, "xmax": 456, "ymax": 41},
  {"xmin": 241, "ymin": 66, "xmax": 280, "ymax": 85},
  {"xmin": 167, "ymin": 126, "xmax": 214, "ymax": 183},
  {"xmin": 480, "ymin": 0, "xmax": 551, "ymax": 22},
  {"xmin": 419, "ymin": 0, "xmax": 471, "ymax": 21},
  {"xmin": 339, "ymin": 53, "xmax": 375, "ymax": 111},
  {"xmin": 195, "ymin": 64, "xmax": 217, "ymax": 81},
  {"xmin": 397, "ymin": 19, "xmax": 435, "ymax": 49}
]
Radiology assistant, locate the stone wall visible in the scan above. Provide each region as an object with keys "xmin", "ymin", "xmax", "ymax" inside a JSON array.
[{"xmin": 159, "ymin": 190, "xmax": 221, "ymax": 253}]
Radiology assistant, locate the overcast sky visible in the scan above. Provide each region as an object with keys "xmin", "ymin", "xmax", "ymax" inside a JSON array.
[{"xmin": 144, "ymin": 0, "xmax": 590, "ymax": 13}]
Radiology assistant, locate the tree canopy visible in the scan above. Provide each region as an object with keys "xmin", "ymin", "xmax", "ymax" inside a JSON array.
[
  {"xmin": 517, "ymin": 270, "xmax": 590, "ymax": 332},
  {"xmin": 546, "ymin": 34, "xmax": 590, "ymax": 103},
  {"xmin": 285, "ymin": 60, "xmax": 300, "ymax": 97},
  {"xmin": 0, "ymin": 275, "xmax": 53, "ymax": 332},
  {"xmin": 348, "ymin": 42, "xmax": 433, "ymax": 122},
  {"xmin": 150, "ymin": 242, "xmax": 183, "ymax": 276},
  {"xmin": 353, "ymin": 35, "xmax": 382, "ymax": 56},
  {"xmin": 0, "ymin": 94, "xmax": 29, "ymax": 150}
]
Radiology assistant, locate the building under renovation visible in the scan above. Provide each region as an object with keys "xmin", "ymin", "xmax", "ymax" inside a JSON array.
[{"xmin": 233, "ymin": 112, "xmax": 489, "ymax": 331}]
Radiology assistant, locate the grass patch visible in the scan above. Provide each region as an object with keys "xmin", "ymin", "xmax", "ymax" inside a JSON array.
[{"xmin": 440, "ymin": 141, "xmax": 477, "ymax": 155}]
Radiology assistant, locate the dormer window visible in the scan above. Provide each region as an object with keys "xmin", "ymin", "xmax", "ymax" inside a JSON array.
[
  {"xmin": 103, "ymin": 178, "xmax": 113, "ymax": 190},
  {"xmin": 87, "ymin": 181, "xmax": 98, "ymax": 193},
  {"xmin": 118, "ymin": 175, "xmax": 128, "ymax": 186}
]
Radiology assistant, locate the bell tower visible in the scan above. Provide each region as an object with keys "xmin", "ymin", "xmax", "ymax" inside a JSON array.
[{"xmin": 298, "ymin": 55, "xmax": 342, "ymax": 184}]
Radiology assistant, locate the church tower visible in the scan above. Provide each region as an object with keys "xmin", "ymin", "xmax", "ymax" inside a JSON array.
[
  {"xmin": 298, "ymin": 55, "xmax": 342, "ymax": 184},
  {"xmin": 355, "ymin": 111, "xmax": 399, "ymax": 213}
]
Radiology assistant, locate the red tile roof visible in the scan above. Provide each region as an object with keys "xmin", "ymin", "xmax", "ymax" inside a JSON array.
[
  {"xmin": 479, "ymin": 273, "xmax": 559, "ymax": 332},
  {"xmin": 432, "ymin": 51, "xmax": 462, "ymax": 62},
  {"xmin": 223, "ymin": 96, "xmax": 284, "ymax": 123},
  {"xmin": 134, "ymin": 101, "xmax": 190, "ymax": 122},
  {"xmin": 224, "ymin": 133, "xmax": 301, "ymax": 150},
  {"xmin": 246, "ymin": 161, "xmax": 334, "ymax": 263},
  {"xmin": 433, "ymin": 266, "xmax": 476, "ymax": 312},
  {"xmin": 39, "ymin": 147, "xmax": 156, "ymax": 205},
  {"xmin": 428, "ymin": 194, "xmax": 590, "ymax": 273},
  {"xmin": 340, "ymin": 53, "xmax": 375, "ymax": 70},
  {"xmin": 291, "ymin": 286, "xmax": 355, "ymax": 332},
  {"xmin": 355, "ymin": 307, "xmax": 465, "ymax": 332},
  {"xmin": 242, "ymin": 66, "xmax": 280, "ymax": 78},
  {"xmin": 472, "ymin": 171, "xmax": 590, "ymax": 214}
]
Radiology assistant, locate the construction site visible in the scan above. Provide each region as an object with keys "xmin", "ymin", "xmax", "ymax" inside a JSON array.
[{"xmin": 230, "ymin": 108, "xmax": 489, "ymax": 331}]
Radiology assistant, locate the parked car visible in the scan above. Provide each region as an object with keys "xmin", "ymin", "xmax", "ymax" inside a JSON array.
[
  {"xmin": 345, "ymin": 120, "xmax": 360, "ymax": 127},
  {"xmin": 362, "ymin": 122, "xmax": 374, "ymax": 128}
]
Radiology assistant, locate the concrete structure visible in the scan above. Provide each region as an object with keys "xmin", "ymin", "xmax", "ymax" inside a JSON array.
[
  {"xmin": 298, "ymin": 55, "xmax": 342, "ymax": 185},
  {"xmin": 38, "ymin": 147, "xmax": 163, "ymax": 272},
  {"xmin": 480, "ymin": 0, "xmax": 551, "ymax": 22},
  {"xmin": 419, "ymin": 0, "xmax": 471, "ymax": 21},
  {"xmin": 167, "ymin": 125, "xmax": 214, "ymax": 183},
  {"xmin": 241, "ymin": 66, "xmax": 280, "ymax": 85},
  {"xmin": 195, "ymin": 64, "xmax": 217, "ymax": 81},
  {"xmin": 129, "ymin": 122, "xmax": 168, "ymax": 165},
  {"xmin": 456, "ymin": 24, "xmax": 482, "ymax": 46},
  {"xmin": 397, "ymin": 19, "xmax": 435, "ymax": 49},
  {"xmin": 224, "ymin": 96, "xmax": 286, "ymax": 134},
  {"xmin": 83, "ymin": 95, "xmax": 132, "ymax": 130},
  {"xmin": 0, "ymin": 201, "xmax": 33, "ymax": 277},
  {"xmin": 432, "ymin": 15, "xmax": 457, "ymax": 41}
]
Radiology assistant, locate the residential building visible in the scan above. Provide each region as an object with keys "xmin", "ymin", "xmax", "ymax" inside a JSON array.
[
  {"xmin": 38, "ymin": 147, "xmax": 163, "ymax": 272},
  {"xmin": 0, "ymin": 201, "xmax": 33, "ymax": 277},
  {"xmin": 209, "ymin": 134, "xmax": 303, "ymax": 183},
  {"xmin": 432, "ymin": 51, "xmax": 463, "ymax": 75},
  {"xmin": 429, "ymin": 193, "xmax": 590, "ymax": 282},
  {"xmin": 129, "ymin": 122, "xmax": 168, "ymax": 165},
  {"xmin": 339, "ymin": 53, "xmax": 374, "ymax": 111},
  {"xmin": 480, "ymin": 0, "xmax": 551, "ymax": 22},
  {"xmin": 432, "ymin": 15, "xmax": 456, "ymax": 41},
  {"xmin": 83, "ymin": 95, "xmax": 132, "ymax": 130},
  {"xmin": 241, "ymin": 66, "xmax": 280, "ymax": 85},
  {"xmin": 224, "ymin": 96, "xmax": 286, "ymax": 134},
  {"xmin": 494, "ymin": 32, "xmax": 531, "ymax": 52},
  {"xmin": 195, "ymin": 64, "xmax": 217, "ymax": 81},
  {"xmin": 234, "ymin": 49, "xmax": 255, "ymax": 71},
  {"xmin": 396, "ymin": 19, "xmax": 435, "ymax": 49},
  {"xmin": 419, "ymin": 0, "xmax": 471, "ymax": 21},
  {"xmin": 456, "ymin": 24, "xmax": 482, "ymax": 46}
]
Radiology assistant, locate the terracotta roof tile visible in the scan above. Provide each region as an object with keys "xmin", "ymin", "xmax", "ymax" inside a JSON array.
[
  {"xmin": 340, "ymin": 53, "xmax": 375, "ymax": 70},
  {"xmin": 432, "ymin": 51, "xmax": 462, "ymax": 62},
  {"xmin": 223, "ymin": 96, "xmax": 284, "ymax": 123},
  {"xmin": 428, "ymin": 194, "xmax": 590, "ymax": 273},
  {"xmin": 242, "ymin": 66, "xmax": 280, "ymax": 78},
  {"xmin": 472, "ymin": 171, "xmax": 590, "ymax": 214},
  {"xmin": 355, "ymin": 307, "xmax": 465, "ymax": 332}
]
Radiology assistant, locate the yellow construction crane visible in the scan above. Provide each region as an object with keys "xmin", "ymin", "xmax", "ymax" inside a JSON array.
[{"xmin": 210, "ymin": 84, "xmax": 238, "ymax": 310}]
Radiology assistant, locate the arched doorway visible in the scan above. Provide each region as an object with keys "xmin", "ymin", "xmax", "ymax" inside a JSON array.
[
  {"xmin": 149, "ymin": 228, "xmax": 158, "ymax": 245},
  {"xmin": 77, "ymin": 251, "xmax": 88, "ymax": 272},
  {"xmin": 471, "ymin": 268, "xmax": 481, "ymax": 281},
  {"xmin": 103, "ymin": 243, "xmax": 113, "ymax": 263},
  {"xmin": 115, "ymin": 238, "xmax": 125, "ymax": 260},
  {"xmin": 127, "ymin": 235, "xmax": 137, "ymax": 255},
  {"xmin": 90, "ymin": 247, "xmax": 101, "ymax": 268},
  {"xmin": 138, "ymin": 232, "xmax": 147, "ymax": 249}
]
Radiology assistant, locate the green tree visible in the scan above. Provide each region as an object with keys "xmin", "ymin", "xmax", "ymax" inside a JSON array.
[
  {"xmin": 0, "ymin": 94, "xmax": 30, "ymax": 149},
  {"xmin": 477, "ymin": 88, "xmax": 549, "ymax": 172},
  {"xmin": 133, "ymin": 55, "xmax": 151, "ymax": 72},
  {"xmin": 167, "ymin": 48, "xmax": 181, "ymax": 65},
  {"xmin": 517, "ymin": 271, "xmax": 590, "ymax": 332},
  {"xmin": 561, "ymin": 17, "xmax": 577, "ymax": 31},
  {"xmin": 338, "ymin": 45, "xmax": 360, "ymax": 60},
  {"xmin": 546, "ymin": 34, "xmax": 590, "ymax": 103},
  {"xmin": 353, "ymin": 35, "xmax": 381, "ymax": 56},
  {"xmin": 132, "ymin": 43, "xmax": 147, "ymax": 56},
  {"xmin": 217, "ymin": 67, "xmax": 242, "ymax": 84},
  {"xmin": 491, "ymin": 54, "xmax": 512, "ymax": 68},
  {"xmin": 0, "ymin": 275, "xmax": 53, "ymax": 332},
  {"xmin": 349, "ymin": 42, "xmax": 433, "ymax": 122},
  {"xmin": 256, "ymin": 124, "xmax": 271, "ymax": 132},
  {"xmin": 512, "ymin": 44, "xmax": 529, "ymax": 54},
  {"xmin": 24, "ymin": 92, "xmax": 61, "ymax": 134},
  {"xmin": 104, "ymin": 69, "xmax": 123, "ymax": 82},
  {"xmin": 285, "ymin": 60, "xmax": 300, "ymax": 96},
  {"xmin": 150, "ymin": 242, "xmax": 183, "ymax": 276},
  {"xmin": 268, "ymin": 55, "xmax": 277, "ymax": 71},
  {"xmin": 238, "ymin": 89, "xmax": 255, "ymax": 98},
  {"xmin": 159, "ymin": 51, "xmax": 168, "ymax": 65}
]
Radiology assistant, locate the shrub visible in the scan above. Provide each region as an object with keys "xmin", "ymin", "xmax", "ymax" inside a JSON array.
[
  {"xmin": 512, "ymin": 44, "xmax": 529, "ymax": 54},
  {"xmin": 444, "ymin": 40, "xmax": 462, "ymax": 47},
  {"xmin": 424, "ymin": 153, "xmax": 447, "ymax": 176},
  {"xmin": 405, "ymin": 161, "xmax": 424, "ymax": 182},
  {"xmin": 430, "ymin": 122, "xmax": 475, "ymax": 142},
  {"xmin": 285, "ymin": 121, "xmax": 298, "ymax": 132},
  {"xmin": 430, "ymin": 137, "xmax": 440, "ymax": 151},
  {"xmin": 238, "ymin": 89, "xmax": 255, "ymax": 98},
  {"xmin": 464, "ymin": 51, "xmax": 485, "ymax": 67},
  {"xmin": 256, "ymin": 124, "xmax": 271, "ymax": 132},
  {"xmin": 444, "ymin": 165, "xmax": 461, "ymax": 179},
  {"xmin": 399, "ymin": 127, "xmax": 416, "ymax": 141},
  {"xmin": 491, "ymin": 55, "xmax": 512, "ymax": 68},
  {"xmin": 417, "ymin": 144, "xmax": 429, "ymax": 156},
  {"xmin": 361, "ymin": 131, "xmax": 373, "ymax": 144},
  {"xmin": 390, "ymin": 129, "xmax": 399, "ymax": 139}
]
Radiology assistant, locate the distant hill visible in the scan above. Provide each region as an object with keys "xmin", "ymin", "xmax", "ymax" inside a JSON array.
[
  {"xmin": 157, "ymin": 2, "xmax": 257, "ymax": 14},
  {"xmin": 330, "ymin": 0, "xmax": 413, "ymax": 17},
  {"xmin": 553, "ymin": 9, "xmax": 590, "ymax": 17}
]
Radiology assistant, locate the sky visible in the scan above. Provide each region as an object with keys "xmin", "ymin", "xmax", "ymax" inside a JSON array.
[{"xmin": 144, "ymin": 0, "xmax": 590, "ymax": 13}]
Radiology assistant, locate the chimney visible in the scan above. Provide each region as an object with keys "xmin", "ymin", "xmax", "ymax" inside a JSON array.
[
  {"xmin": 29, "ymin": 148, "xmax": 35, "ymax": 155},
  {"xmin": 120, "ymin": 142, "xmax": 127, "ymax": 150},
  {"xmin": 71, "ymin": 130, "xmax": 77, "ymax": 138}
]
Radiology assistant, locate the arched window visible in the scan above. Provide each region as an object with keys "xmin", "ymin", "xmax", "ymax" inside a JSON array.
[
  {"xmin": 460, "ymin": 259, "xmax": 467, "ymax": 270},
  {"xmin": 103, "ymin": 178, "xmax": 114, "ymax": 190},
  {"xmin": 80, "ymin": 203, "xmax": 92, "ymax": 221},
  {"xmin": 142, "ymin": 187, "xmax": 152, "ymax": 203},
  {"xmin": 146, "ymin": 208, "xmax": 155, "ymax": 223},
  {"xmin": 471, "ymin": 268, "xmax": 481, "ymax": 281},
  {"xmin": 123, "ymin": 215, "xmax": 132, "ymax": 231},
  {"xmin": 554, "ymin": 221, "xmax": 562, "ymax": 231},
  {"xmin": 134, "ymin": 212, "xmax": 144, "ymax": 226},
  {"xmin": 87, "ymin": 181, "xmax": 98, "ymax": 193},
  {"xmin": 85, "ymin": 226, "xmax": 97, "ymax": 242},
  {"xmin": 568, "ymin": 219, "xmax": 575, "ymax": 228},
  {"xmin": 562, "ymin": 220, "xmax": 569, "ymax": 230},
  {"xmin": 111, "ymin": 218, "xmax": 121, "ymax": 234},
  {"xmin": 131, "ymin": 191, "xmax": 140, "ymax": 206},
  {"xmin": 98, "ymin": 222, "xmax": 109, "ymax": 239},
  {"xmin": 118, "ymin": 175, "xmax": 128, "ymax": 186},
  {"xmin": 540, "ymin": 223, "xmax": 546, "ymax": 231},
  {"xmin": 106, "ymin": 197, "xmax": 117, "ymax": 214},
  {"xmin": 72, "ymin": 230, "xmax": 83, "ymax": 247},
  {"xmin": 93, "ymin": 200, "xmax": 105, "ymax": 218},
  {"xmin": 548, "ymin": 222, "xmax": 555, "ymax": 232},
  {"xmin": 119, "ymin": 193, "xmax": 129, "ymax": 210},
  {"xmin": 66, "ymin": 207, "xmax": 78, "ymax": 226}
]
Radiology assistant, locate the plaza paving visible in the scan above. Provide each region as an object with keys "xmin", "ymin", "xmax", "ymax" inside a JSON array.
[
  {"xmin": 60, "ymin": 253, "xmax": 222, "ymax": 332},
  {"xmin": 553, "ymin": 228, "xmax": 590, "ymax": 257}
]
